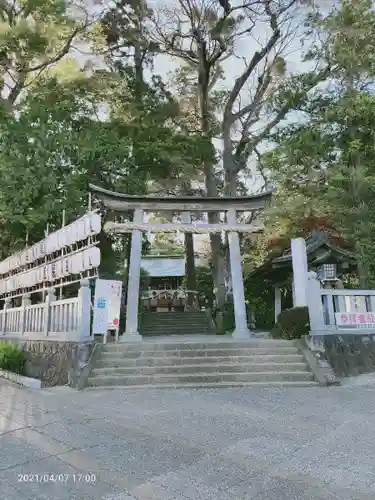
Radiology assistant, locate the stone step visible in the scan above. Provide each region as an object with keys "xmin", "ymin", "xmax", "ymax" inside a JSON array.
[
  {"xmin": 141, "ymin": 326, "xmax": 209, "ymax": 332},
  {"xmin": 103, "ymin": 339, "xmax": 294, "ymax": 351},
  {"xmin": 141, "ymin": 323, "xmax": 209, "ymax": 329},
  {"xmin": 95, "ymin": 354, "xmax": 305, "ymax": 368},
  {"xmin": 86, "ymin": 380, "xmax": 318, "ymax": 390},
  {"xmin": 101, "ymin": 348, "xmax": 300, "ymax": 360},
  {"xmin": 142, "ymin": 312, "xmax": 207, "ymax": 316},
  {"xmin": 141, "ymin": 332, "xmax": 210, "ymax": 337},
  {"xmin": 141, "ymin": 325, "xmax": 209, "ymax": 331},
  {"xmin": 90, "ymin": 362, "xmax": 309, "ymax": 377},
  {"xmin": 88, "ymin": 370, "xmax": 313, "ymax": 387},
  {"xmin": 142, "ymin": 319, "xmax": 208, "ymax": 324},
  {"xmin": 142, "ymin": 314, "xmax": 207, "ymax": 320}
]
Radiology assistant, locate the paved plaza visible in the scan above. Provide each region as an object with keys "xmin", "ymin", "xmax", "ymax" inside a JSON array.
[{"xmin": 0, "ymin": 378, "xmax": 375, "ymax": 500}]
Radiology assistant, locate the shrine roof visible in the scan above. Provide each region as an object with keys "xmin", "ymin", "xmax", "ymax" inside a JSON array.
[
  {"xmin": 89, "ymin": 184, "xmax": 274, "ymax": 212},
  {"xmin": 247, "ymin": 231, "xmax": 357, "ymax": 282}
]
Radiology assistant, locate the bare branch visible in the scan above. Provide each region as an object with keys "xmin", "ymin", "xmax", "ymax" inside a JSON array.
[
  {"xmin": 232, "ymin": 64, "xmax": 331, "ymax": 176},
  {"xmin": 223, "ymin": 0, "xmax": 285, "ymax": 121},
  {"xmin": 27, "ymin": 23, "xmax": 89, "ymax": 73}
]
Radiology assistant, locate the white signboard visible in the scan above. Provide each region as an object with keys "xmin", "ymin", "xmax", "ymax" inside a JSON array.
[
  {"xmin": 92, "ymin": 279, "xmax": 122, "ymax": 335},
  {"xmin": 106, "ymin": 280, "xmax": 123, "ymax": 329},
  {"xmin": 92, "ymin": 279, "xmax": 110, "ymax": 334},
  {"xmin": 335, "ymin": 312, "xmax": 375, "ymax": 329}
]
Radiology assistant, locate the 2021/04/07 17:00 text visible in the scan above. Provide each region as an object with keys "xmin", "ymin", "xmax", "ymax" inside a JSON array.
[{"xmin": 17, "ymin": 473, "xmax": 97, "ymax": 484}]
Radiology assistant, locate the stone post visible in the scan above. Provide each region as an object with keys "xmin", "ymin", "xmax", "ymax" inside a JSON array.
[
  {"xmin": 1, "ymin": 298, "xmax": 11, "ymax": 335},
  {"xmin": 274, "ymin": 286, "xmax": 282, "ymax": 324},
  {"xmin": 291, "ymin": 238, "xmax": 309, "ymax": 307},
  {"xmin": 123, "ymin": 208, "xmax": 143, "ymax": 341},
  {"xmin": 44, "ymin": 287, "xmax": 56, "ymax": 336},
  {"xmin": 77, "ymin": 279, "xmax": 91, "ymax": 341},
  {"xmin": 227, "ymin": 208, "xmax": 253, "ymax": 339},
  {"xmin": 20, "ymin": 293, "xmax": 31, "ymax": 335},
  {"xmin": 307, "ymin": 271, "xmax": 325, "ymax": 333}
]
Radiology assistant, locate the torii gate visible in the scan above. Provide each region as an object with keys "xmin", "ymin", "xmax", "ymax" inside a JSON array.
[{"xmin": 90, "ymin": 184, "xmax": 273, "ymax": 340}]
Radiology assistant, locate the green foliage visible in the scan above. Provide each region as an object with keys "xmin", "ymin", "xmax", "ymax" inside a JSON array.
[
  {"xmin": 271, "ymin": 307, "xmax": 310, "ymax": 340},
  {"xmin": 195, "ymin": 266, "xmax": 214, "ymax": 307},
  {"xmin": 258, "ymin": 0, "xmax": 375, "ymax": 285},
  {"xmin": 0, "ymin": 343, "xmax": 26, "ymax": 375}
]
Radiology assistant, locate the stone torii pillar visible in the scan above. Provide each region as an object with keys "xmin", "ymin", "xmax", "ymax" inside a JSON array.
[
  {"xmin": 122, "ymin": 208, "xmax": 143, "ymax": 341},
  {"xmin": 227, "ymin": 208, "xmax": 253, "ymax": 339}
]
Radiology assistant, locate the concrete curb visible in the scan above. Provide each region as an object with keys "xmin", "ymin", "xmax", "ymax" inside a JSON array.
[
  {"xmin": 0, "ymin": 369, "xmax": 42, "ymax": 389},
  {"xmin": 295, "ymin": 337, "xmax": 340, "ymax": 387}
]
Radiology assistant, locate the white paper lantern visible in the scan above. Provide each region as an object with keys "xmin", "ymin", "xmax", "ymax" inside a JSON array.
[
  {"xmin": 91, "ymin": 246, "xmax": 100, "ymax": 268},
  {"xmin": 77, "ymin": 219, "xmax": 86, "ymax": 242},
  {"xmin": 65, "ymin": 224, "xmax": 75, "ymax": 246},
  {"xmin": 38, "ymin": 240, "xmax": 44, "ymax": 259},
  {"xmin": 36, "ymin": 266, "xmax": 43, "ymax": 284},
  {"xmin": 59, "ymin": 228, "xmax": 68, "ymax": 248}
]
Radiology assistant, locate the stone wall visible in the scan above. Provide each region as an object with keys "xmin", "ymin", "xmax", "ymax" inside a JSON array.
[
  {"xmin": 306, "ymin": 334, "xmax": 375, "ymax": 377},
  {"xmin": 0, "ymin": 338, "xmax": 95, "ymax": 387}
]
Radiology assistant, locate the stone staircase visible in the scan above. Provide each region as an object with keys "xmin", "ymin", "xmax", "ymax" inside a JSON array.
[
  {"xmin": 140, "ymin": 311, "xmax": 210, "ymax": 336},
  {"xmin": 87, "ymin": 338, "xmax": 317, "ymax": 389}
]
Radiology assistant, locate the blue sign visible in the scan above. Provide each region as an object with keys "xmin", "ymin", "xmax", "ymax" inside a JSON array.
[{"xmin": 96, "ymin": 297, "xmax": 106, "ymax": 309}]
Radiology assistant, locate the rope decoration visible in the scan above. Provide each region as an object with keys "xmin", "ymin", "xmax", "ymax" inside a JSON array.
[{"xmin": 104, "ymin": 222, "xmax": 262, "ymax": 234}]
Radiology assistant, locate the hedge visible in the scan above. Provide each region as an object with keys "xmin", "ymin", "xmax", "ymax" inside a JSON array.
[{"xmin": 271, "ymin": 306, "xmax": 310, "ymax": 340}]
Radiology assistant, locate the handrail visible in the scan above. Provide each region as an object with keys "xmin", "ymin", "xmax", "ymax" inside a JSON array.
[{"xmin": 321, "ymin": 290, "xmax": 375, "ymax": 296}]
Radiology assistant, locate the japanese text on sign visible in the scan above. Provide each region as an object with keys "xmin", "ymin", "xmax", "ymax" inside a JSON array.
[{"xmin": 335, "ymin": 312, "xmax": 375, "ymax": 328}]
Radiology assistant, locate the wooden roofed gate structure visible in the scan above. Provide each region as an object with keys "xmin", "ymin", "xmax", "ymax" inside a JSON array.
[
  {"xmin": 247, "ymin": 231, "xmax": 358, "ymax": 326},
  {"xmin": 90, "ymin": 184, "xmax": 273, "ymax": 340},
  {"xmin": 251, "ymin": 233, "xmax": 375, "ymax": 335}
]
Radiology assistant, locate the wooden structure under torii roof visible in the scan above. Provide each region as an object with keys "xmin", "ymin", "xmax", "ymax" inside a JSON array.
[{"xmin": 89, "ymin": 184, "xmax": 274, "ymax": 340}]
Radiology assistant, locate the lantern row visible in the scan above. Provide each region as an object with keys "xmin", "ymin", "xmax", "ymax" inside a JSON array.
[
  {"xmin": 0, "ymin": 213, "xmax": 102, "ymax": 276},
  {"xmin": 0, "ymin": 247, "xmax": 101, "ymax": 295}
]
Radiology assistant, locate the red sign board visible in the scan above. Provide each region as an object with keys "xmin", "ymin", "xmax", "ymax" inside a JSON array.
[{"xmin": 335, "ymin": 312, "xmax": 375, "ymax": 328}]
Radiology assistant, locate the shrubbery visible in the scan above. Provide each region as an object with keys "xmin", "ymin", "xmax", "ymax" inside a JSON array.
[
  {"xmin": 0, "ymin": 343, "xmax": 26, "ymax": 374},
  {"xmin": 271, "ymin": 306, "xmax": 310, "ymax": 340}
]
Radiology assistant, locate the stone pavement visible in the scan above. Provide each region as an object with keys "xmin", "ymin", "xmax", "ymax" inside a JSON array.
[{"xmin": 0, "ymin": 380, "xmax": 375, "ymax": 500}]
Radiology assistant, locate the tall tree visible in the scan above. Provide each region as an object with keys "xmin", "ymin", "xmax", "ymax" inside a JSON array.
[
  {"xmin": 259, "ymin": 0, "xmax": 375, "ymax": 285},
  {"xmin": 149, "ymin": 0, "xmax": 330, "ymax": 309},
  {"xmin": 0, "ymin": 0, "xmax": 92, "ymax": 107}
]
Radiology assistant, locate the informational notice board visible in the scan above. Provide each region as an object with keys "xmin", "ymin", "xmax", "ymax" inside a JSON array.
[{"xmin": 92, "ymin": 279, "xmax": 123, "ymax": 334}]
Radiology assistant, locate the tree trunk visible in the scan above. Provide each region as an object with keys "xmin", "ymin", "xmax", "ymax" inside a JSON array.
[
  {"xmin": 184, "ymin": 233, "xmax": 197, "ymax": 308},
  {"xmin": 205, "ymin": 169, "xmax": 226, "ymax": 309},
  {"xmin": 197, "ymin": 61, "xmax": 226, "ymax": 310},
  {"xmin": 355, "ymin": 241, "xmax": 369, "ymax": 288}
]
